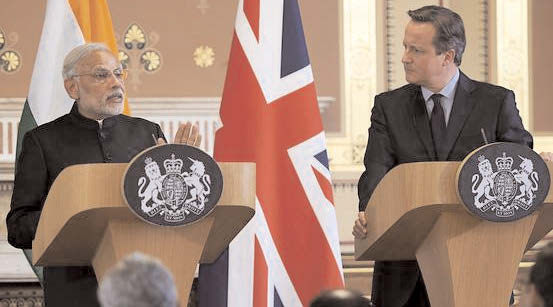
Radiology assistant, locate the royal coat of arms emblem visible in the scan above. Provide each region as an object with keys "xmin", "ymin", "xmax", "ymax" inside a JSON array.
[
  {"xmin": 472, "ymin": 153, "xmax": 538, "ymax": 217},
  {"xmin": 138, "ymin": 154, "xmax": 211, "ymax": 221},
  {"xmin": 124, "ymin": 144, "xmax": 223, "ymax": 226},
  {"xmin": 457, "ymin": 143, "xmax": 549, "ymax": 222}
]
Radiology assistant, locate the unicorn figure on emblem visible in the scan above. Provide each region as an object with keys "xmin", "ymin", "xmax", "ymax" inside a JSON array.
[
  {"xmin": 183, "ymin": 158, "xmax": 211, "ymax": 214},
  {"xmin": 512, "ymin": 155, "xmax": 539, "ymax": 202}
]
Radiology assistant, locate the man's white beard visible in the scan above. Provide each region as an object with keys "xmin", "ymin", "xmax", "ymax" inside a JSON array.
[{"xmin": 100, "ymin": 103, "xmax": 123, "ymax": 117}]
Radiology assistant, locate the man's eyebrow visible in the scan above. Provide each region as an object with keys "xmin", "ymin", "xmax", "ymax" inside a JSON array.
[{"xmin": 91, "ymin": 65, "xmax": 122, "ymax": 71}]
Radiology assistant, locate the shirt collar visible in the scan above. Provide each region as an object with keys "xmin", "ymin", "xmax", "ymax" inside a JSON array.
[{"xmin": 421, "ymin": 68, "xmax": 460, "ymax": 101}]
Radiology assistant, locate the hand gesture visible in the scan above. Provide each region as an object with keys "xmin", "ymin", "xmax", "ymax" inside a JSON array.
[{"xmin": 157, "ymin": 121, "xmax": 202, "ymax": 148}]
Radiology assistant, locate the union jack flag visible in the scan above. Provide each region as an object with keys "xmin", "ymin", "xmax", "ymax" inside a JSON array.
[{"xmin": 198, "ymin": 0, "xmax": 344, "ymax": 305}]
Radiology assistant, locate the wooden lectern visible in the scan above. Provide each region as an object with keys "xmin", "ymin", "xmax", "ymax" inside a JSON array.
[
  {"xmin": 32, "ymin": 162, "xmax": 255, "ymax": 305},
  {"xmin": 355, "ymin": 162, "xmax": 553, "ymax": 307}
]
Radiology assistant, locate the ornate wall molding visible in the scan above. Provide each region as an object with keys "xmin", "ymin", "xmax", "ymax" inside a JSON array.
[
  {"xmin": 0, "ymin": 285, "xmax": 43, "ymax": 307},
  {"xmin": 0, "ymin": 182, "xmax": 12, "ymax": 191},
  {"xmin": 480, "ymin": 0, "xmax": 490, "ymax": 82},
  {"xmin": 505, "ymin": 0, "xmax": 553, "ymax": 153},
  {"xmin": 496, "ymin": 0, "xmax": 529, "ymax": 132},
  {"xmin": 325, "ymin": 0, "xmax": 377, "ymax": 174},
  {"xmin": 494, "ymin": 1, "xmax": 553, "ymax": 154}
]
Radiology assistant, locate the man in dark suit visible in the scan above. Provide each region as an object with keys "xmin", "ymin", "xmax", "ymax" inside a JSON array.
[
  {"xmin": 352, "ymin": 5, "xmax": 532, "ymax": 307},
  {"xmin": 6, "ymin": 43, "xmax": 201, "ymax": 306}
]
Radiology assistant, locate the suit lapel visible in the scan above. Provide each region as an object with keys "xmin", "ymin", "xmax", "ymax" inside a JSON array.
[
  {"xmin": 439, "ymin": 71, "xmax": 476, "ymax": 160},
  {"xmin": 409, "ymin": 87, "xmax": 436, "ymax": 159}
]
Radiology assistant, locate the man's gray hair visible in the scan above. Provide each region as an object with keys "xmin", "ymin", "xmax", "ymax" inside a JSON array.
[
  {"xmin": 62, "ymin": 43, "xmax": 112, "ymax": 80},
  {"xmin": 408, "ymin": 5, "xmax": 466, "ymax": 66},
  {"xmin": 97, "ymin": 252, "xmax": 178, "ymax": 307}
]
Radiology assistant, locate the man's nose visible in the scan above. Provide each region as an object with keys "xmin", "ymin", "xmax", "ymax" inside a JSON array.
[
  {"xmin": 402, "ymin": 51, "xmax": 410, "ymax": 64},
  {"xmin": 108, "ymin": 74, "xmax": 124, "ymax": 89}
]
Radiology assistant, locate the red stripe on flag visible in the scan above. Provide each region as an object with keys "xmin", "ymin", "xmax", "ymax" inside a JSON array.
[
  {"xmin": 244, "ymin": 0, "xmax": 260, "ymax": 41},
  {"xmin": 312, "ymin": 166, "xmax": 334, "ymax": 204},
  {"xmin": 253, "ymin": 236, "xmax": 268, "ymax": 307},
  {"xmin": 215, "ymin": 35, "xmax": 344, "ymax": 306},
  {"xmin": 214, "ymin": 34, "xmax": 261, "ymax": 162}
]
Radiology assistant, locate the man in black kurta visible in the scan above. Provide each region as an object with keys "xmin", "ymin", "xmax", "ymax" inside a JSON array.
[
  {"xmin": 7, "ymin": 103, "xmax": 165, "ymax": 306},
  {"xmin": 6, "ymin": 43, "xmax": 200, "ymax": 306}
]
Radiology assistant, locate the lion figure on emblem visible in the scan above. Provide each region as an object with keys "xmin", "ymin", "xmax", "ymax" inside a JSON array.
[
  {"xmin": 138, "ymin": 158, "xmax": 165, "ymax": 213},
  {"xmin": 472, "ymin": 156, "xmax": 495, "ymax": 209}
]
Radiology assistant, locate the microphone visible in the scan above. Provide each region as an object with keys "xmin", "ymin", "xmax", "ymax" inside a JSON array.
[{"xmin": 480, "ymin": 128, "xmax": 489, "ymax": 145}]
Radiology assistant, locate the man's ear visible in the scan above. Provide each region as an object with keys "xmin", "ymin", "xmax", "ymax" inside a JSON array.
[
  {"xmin": 64, "ymin": 78, "xmax": 79, "ymax": 100},
  {"xmin": 443, "ymin": 49, "xmax": 456, "ymax": 66}
]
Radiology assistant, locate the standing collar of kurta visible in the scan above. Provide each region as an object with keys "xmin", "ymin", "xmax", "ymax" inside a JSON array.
[{"xmin": 69, "ymin": 102, "xmax": 120, "ymax": 130}]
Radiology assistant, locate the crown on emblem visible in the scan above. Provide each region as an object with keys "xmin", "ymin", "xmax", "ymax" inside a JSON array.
[
  {"xmin": 495, "ymin": 152, "xmax": 513, "ymax": 171},
  {"xmin": 164, "ymin": 154, "xmax": 183, "ymax": 174}
]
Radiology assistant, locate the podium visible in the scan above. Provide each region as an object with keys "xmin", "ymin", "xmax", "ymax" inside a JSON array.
[
  {"xmin": 355, "ymin": 162, "xmax": 553, "ymax": 307},
  {"xmin": 32, "ymin": 162, "xmax": 255, "ymax": 305}
]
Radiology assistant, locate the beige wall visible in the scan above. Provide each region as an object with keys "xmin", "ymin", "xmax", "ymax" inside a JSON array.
[
  {"xmin": 530, "ymin": 0, "xmax": 553, "ymax": 133},
  {"xmin": 0, "ymin": 1, "xmax": 45, "ymax": 98},
  {"xmin": 0, "ymin": 0, "xmax": 342, "ymax": 132}
]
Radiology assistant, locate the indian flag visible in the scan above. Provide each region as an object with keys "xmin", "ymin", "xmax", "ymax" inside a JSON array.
[{"xmin": 17, "ymin": 0, "xmax": 127, "ymax": 282}]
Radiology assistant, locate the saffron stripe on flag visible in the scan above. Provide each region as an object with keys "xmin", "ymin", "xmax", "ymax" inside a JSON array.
[{"xmin": 68, "ymin": 0, "xmax": 131, "ymax": 115}]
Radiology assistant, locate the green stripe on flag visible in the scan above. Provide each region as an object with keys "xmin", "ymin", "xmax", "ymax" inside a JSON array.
[
  {"xmin": 15, "ymin": 99, "xmax": 43, "ymax": 284},
  {"xmin": 16, "ymin": 99, "xmax": 38, "ymax": 160},
  {"xmin": 23, "ymin": 249, "xmax": 43, "ymax": 285}
]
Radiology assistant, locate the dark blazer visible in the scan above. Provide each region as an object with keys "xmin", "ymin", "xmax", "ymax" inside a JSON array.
[
  {"xmin": 358, "ymin": 71, "xmax": 532, "ymax": 307},
  {"xmin": 6, "ymin": 103, "xmax": 166, "ymax": 307}
]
